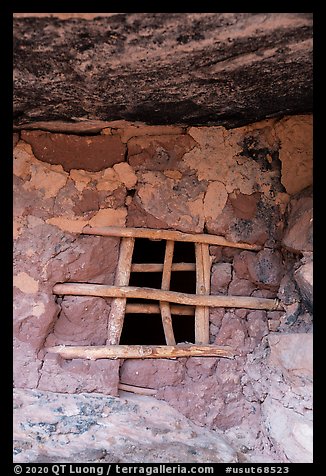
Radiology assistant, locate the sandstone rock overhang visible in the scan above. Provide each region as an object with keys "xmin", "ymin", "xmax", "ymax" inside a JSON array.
[{"xmin": 13, "ymin": 13, "xmax": 312, "ymax": 128}]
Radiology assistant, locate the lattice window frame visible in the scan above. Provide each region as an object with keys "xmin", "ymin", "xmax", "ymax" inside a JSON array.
[{"xmin": 49, "ymin": 226, "xmax": 283, "ymax": 361}]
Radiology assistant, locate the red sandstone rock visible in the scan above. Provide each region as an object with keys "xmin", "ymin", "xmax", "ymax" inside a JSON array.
[
  {"xmin": 98, "ymin": 186, "xmax": 127, "ymax": 210},
  {"xmin": 120, "ymin": 359, "xmax": 186, "ymax": 389},
  {"xmin": 228, "ymin": 276, "xmax": 257, "ymax": 296},
  {"xmin": 294, "ymin": 261, "xmax": 313, "ymax": 309},
  {"xmin": 215, "ymin": 313, "xmax": 247, "ymax": 350},
  {"xmin": 126, "ymin": 195, "xmax": 170, "ymax": 229},
  {"xmin": 267, "ymin": 333, "xmax": 313, "ymax": 379},
  {"xmin": 211, "ymin": 263, "xmax": 232, "ymax": 294},
  {"xmin": 246, "ymin": 311, "xmax": 268, "ymax": 344},
  {"xmin": 282, "ymin": 187, "xmax": 313, "ymax": 253},
  {"xmin": 246, "ymin": 249, "xmax": 285, "ymax": 290},
  {"xmin": 251, "ymin": 289, "xmax": 277, "ymax": 298},
  {"xmin": 209, "ymin": 308, "xmax": 225, "ymax": 327},
  {"xmin": 131, "ymin": 172, "xmax": 206, "ymax": 233},
  {"xmin": 73, "ymin": 188, "xmax": 99, "ymax": 214},
  {"xmin": 21, "ymin": 130, "xmax": 126, "ymax": 172},
  {"xmin": 229, "ymin": 191, "xmax": 260, "ymax": 220},
  {"xmin": 128, "ymin": 134, "xmax": 196, "ymax": 170},
  {"xmin": 209, "ymin": 246, "xmax": 223, "ymax": 263},
  {"xmin": 277, "ymin": 274, "xmax": 300, "ymax": 305},
  {"xmin": 206, "ymin": 197, "xmax": 272, "ymax": 247},
  {"xmin": 276, "ymin": 116, "xmax": 312, "ymax": 196},
  {"xmin": 235, "ymin": 309, "xmax": 249, "ymax": 319},
  {"xmin": 14, "ymin": 388, "xmax": 238, "ymax": 463},
  {"xmin": 262, "ymin": 397, "xmax": 312, "ymax": 463},
  {"xmin": 233, "ymin": 251, "xmax": 255, "ymax": 280},
  {"xmin": 45, "ymin": 235, "xmax": 119, "ymax": 284}
]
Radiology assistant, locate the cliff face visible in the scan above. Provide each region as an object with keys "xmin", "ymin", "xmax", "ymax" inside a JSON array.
[{"xmin": 13, "ymin": 13, "xmax": 312, "ymax": 127}]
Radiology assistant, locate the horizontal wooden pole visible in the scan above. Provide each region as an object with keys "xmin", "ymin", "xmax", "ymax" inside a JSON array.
[
  {"xmin": 131, "ymin": 263, "xmax": 196, "ymax": 272},
  {"xmin": 53, "ymin": 283, "xmax": 284, "ymax": 311},
  {"xmin": 46, "ymin": 344, "xmax": 235, "ymax": 359},
  {"xmin": 118, "ymin": 383, "xmax": 157, "ymax": 396},
  {"xmin": 126, "ymin": 303, "xmax": 195, "ymax": 315},
  {"xmin": 82, "ymin": 225, "xmax": 262, "ymax": 250}
]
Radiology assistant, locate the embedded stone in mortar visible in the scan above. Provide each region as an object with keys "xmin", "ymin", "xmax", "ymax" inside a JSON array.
[
  {"xmin": 274, "ymin": 115, "xmax": 312, "ymax": 195},
  {"xmin": 128, "ymin": 134, "xmax": 196, "ymax": 170},
  {"xmin": 203, "ymin": 181, "xmax": 228, "ymax": 222},
  {"xmin": 21, "ymin": 130, "xmax": 126, "ymax": 172},
  {"xmin": 113, "ymin": 162, "xmax": 137, "ymax": 189},
  {"xmin": 135, "ymin": 171, "xmax": 205, "ymax": 233},
  {"xmin": 13, "ymin": 272, "xmax": 39, "ymax": 294}
]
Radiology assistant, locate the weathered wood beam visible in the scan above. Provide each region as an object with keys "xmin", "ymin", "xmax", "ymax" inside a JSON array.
[
  {"xmin": 160, "ymin": 240, "xmax": 176, "ymax": 345},
  {"xmin": 195, "ymin": 243, "xmax": 210, "ymax": 344},
  {"xmin": 126, "ymin": 303, "xmax": 195, "ymax": 315},
  {"xmin": 53, "ymin": 283, "xmax": 284, "ymax": 310},
  {"xmin": 118, "ymin": 383, "xmax": 157, "ymax": 396},
  {"xmin": 131, "ymin": 263, "xmax": 196, "ymax": 272},
  {"xmin": 47, "ymin": 344, "xmax": 236, "ymax": 359},
  {"xmin": 107, "ymin": 237, "xmax": 135, "ymax": 345},
  {"xmin": 82, "ymin": 225, "xmax": 262, "ymax": 250}
]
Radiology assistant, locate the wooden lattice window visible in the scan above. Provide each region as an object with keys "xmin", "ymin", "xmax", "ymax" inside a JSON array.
[{"xmin": 49, "ymin": 226, "xmax": 283, "ymax": 361}]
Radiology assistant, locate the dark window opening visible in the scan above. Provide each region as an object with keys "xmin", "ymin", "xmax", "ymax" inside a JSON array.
[
  {"xmin": 170, "ymin": 271, "xmax": 196, "ymax": 294},
  {"xmin": 129, "ymin": 271, "xmax": 162, "ymax": 291},
  {"xmin": 172, "ymin": 315, "xmax": 195, "ymax": 344},
  {"xmin": 120, "ymin": 314, "xmax": 195, "ymax": 345},
  {"xmin": 173, "ymin": 240, "xmax": 196, "ymax": 262},
  {"xmin": 132, "ymin": 237, "xmax": 166, "ymax": 263},
  {"xmin": 119, "ymin": 238, "xmax": 197, "ymax": 345},
  {"xmin": 120, "ymin": 314, "xmax": 166, "ymax": 345}
]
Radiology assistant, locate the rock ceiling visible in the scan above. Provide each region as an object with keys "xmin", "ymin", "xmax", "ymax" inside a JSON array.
[{"xmin": 13, "ymin": 13, "xmax": 312, "ymax": 128}]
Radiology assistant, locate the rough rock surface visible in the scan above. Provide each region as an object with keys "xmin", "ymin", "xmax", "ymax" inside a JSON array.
[
  {"xmin": 13, "ymin": 389, "xmax": 238, "ymax": 463},
  {"xmin": 246, "ymin": 249, "xmax": 285, "ymax": 290},
  {"xmin": 282, "ymin": 186, "xmax": 313, "ymax": 252},
  {"xmin": 294, "ymin": 261, "xmax": 313, "ymax": 310},
  {"xmin": 210, "ymin": 263, "xmax": 232, "ymax": 294},
  {"xmin": 13, "ymin": 13, "xmax": 312, "ymax": 127},
  {"xmin": 261, "ymin": 333, "xmax": 313, "ymax": 463}
]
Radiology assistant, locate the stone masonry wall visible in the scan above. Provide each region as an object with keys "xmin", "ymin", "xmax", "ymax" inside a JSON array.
[{"xmin": 13, "ymin": 115, "xmax": 312, "ymax": 462}]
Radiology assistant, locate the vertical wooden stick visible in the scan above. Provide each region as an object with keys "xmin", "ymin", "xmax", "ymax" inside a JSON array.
[
  {"xmin": 195, "ymin": 243, "xmax": 210, "ymax": 344},
  {"xmin": 202, "ymin": 243, "xmax": 211, "ymax": 342},
  {"xmin": 160, "ymin": 240, "xmax": 176, "ymax": 345},
  {"xmin": 107, "ymin": 237, "xmax": 135, "ymax": 345}
]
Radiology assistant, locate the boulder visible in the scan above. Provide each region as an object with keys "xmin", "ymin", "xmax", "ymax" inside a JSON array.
[
  {"xmin": 282, "ymin": 188, "xmax": 313, "ymax": 253},
  {"xmin": 267, "ymin": 333, "xmax": 313, "ymax": 379},
  {"xmin": 294, "ymin": 261, "xmax": 313, "ymax": 310},
  {"xmin": 262, "ymin": 396, "xmax": 312, "ymax": 463},
  {"xmin": 13, "ymin": 388, "xmax": 238, "ymax": 463}
]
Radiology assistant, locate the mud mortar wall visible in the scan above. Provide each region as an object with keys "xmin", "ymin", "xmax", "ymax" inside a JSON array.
[{"xmin": 13, "ymin": 115, "xmax": 313, "ymax": 462}]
